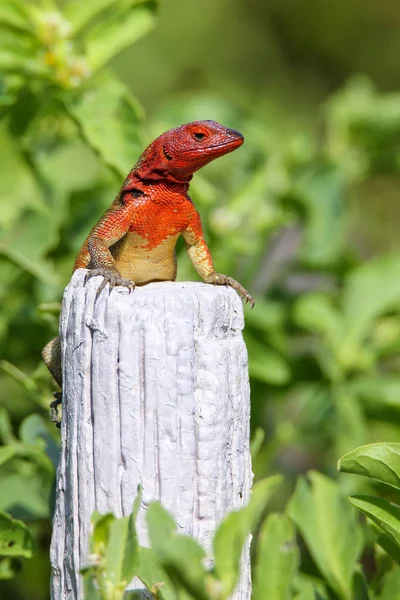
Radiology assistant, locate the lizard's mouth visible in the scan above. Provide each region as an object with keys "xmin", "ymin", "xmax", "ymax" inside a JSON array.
[{"xmin": 181, "ymin": 138, "xmax": 244, "ymax": 155}]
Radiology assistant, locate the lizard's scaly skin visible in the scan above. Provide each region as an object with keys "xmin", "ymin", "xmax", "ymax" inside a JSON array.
[{"xmin": 43, "ymin": 120, "xmax": 254, "ymax": 389}]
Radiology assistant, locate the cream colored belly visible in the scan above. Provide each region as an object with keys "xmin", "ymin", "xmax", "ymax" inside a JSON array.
[{"xmin": 112, "ymin": 232, "xmax": 180, "ymax": 284}]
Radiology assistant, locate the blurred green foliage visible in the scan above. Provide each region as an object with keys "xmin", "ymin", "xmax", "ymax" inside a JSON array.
[{"xmin": 1, "ymin": 0, "xmax": 400, "ymax": 599}]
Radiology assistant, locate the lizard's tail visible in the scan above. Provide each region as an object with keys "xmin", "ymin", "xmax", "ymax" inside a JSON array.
[{"xmin": 42, "ymin": 337, "xmax": 62, "ymax": 387}]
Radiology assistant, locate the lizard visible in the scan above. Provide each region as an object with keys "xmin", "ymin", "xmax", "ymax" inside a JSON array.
[{"xmin": 42, "ymin": 120, "xmax": 254, "ymax": 426}]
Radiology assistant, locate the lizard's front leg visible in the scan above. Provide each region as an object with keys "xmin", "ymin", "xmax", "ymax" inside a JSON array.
[
  {"xmin": 82, "ymin": 207, "xmax": 136, "ymax": 295},
  {"xmin": 183, "ymin": 214, "xmax": 254, "ymax": 307}
]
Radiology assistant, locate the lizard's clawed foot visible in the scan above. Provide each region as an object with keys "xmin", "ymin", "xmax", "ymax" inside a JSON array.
[
  {"xmin": 50, "ymin": 392, "xmax": 62, "ymax": 429},
  {"xmin": 84, "ymin": 269, "xmax": 136, "ymax": 297},
  {"xmin": 208, "ymin": 273, "xmax": 255, "ymax": 308}
]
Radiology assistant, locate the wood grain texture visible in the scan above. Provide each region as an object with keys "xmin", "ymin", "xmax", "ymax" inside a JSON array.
[{"xmin": 50, "ymin": 269, "xmax": 252, "ymax": 599}]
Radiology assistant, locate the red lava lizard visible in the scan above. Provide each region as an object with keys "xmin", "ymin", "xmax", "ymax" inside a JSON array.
[{"xmin": 42, "ymin": 120, "xmax": 254, "ymax": 425}]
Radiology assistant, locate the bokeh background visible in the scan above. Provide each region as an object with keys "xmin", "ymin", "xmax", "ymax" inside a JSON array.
[{"xmin": 1, "ymin": 0, "xmax": 400, "ymax": 598}]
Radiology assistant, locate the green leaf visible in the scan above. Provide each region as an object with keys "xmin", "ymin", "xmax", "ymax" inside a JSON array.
[
  {"xmin": 0, "ymin": 407, "xmax": 16, "ymax": 445},
  {"xmin": 0, "ymin": 0, "xmax": 32, "ymax": 32},
  {"xmin": 19, "ymin": 414, "xmax": 60, "ymax": 469},
  {"xmin": 103, "ymin": 497, "xmax": 140, "ymax": 589},
  {"xmin": 350, "ymin": 495, "xmax": 400, "ymax": 549},
  {"xmin": 0, "ymin": 442, "xmax": 53, "ymax": 474},
  {"xmin": 0, "ymin": 557, "xmax": 15, "ymax": 580},
  {"xmin": 82, "ymin": 568, "xmax": 102, "ymax": 600},
  {"xmin": 85, "ymin": 1, "xmax": 158, "ymax": 72},
  {"xmin": 67, "ymin": 78, "xmax": 143, "ymax": 177},
  {"xmin": 377, "ymin": 532, "xmax": 400, "ymax": 566},
  {"xmin": 350, "ymin": 377, "xmax": 400, "ymax": 411},
  {"xmin": 338, "ymin": 443, "xmax": 400, "ymax": 491},
  {"xmin": 66, "ymin": 0, "xmax": 121, "ymax": 34},
  {"xmin": 352, "ymin": 570, "xmax": 370, "ymax": 600},
  {"xmin": 288, "ymin": 471, "xmax": 363, "ymax": 600},
  {"xmin": 136, "ymin": 546, "xmax": 175, "ymax": 600},
  {"xmin": 250, "ymin": 428, "xmax": 265, "ymax": 461},
  {"xmin": 91, "ymin": 512, "xmax": 115, "ymax": 556},
  {"xmin": 213, "ymin": 475, "xmax": 282, "ymax": 599},
  {"xmin": 342, "ymin": 254, "xmax": 400, "ymax": 341},
  {"xmin": 146, "ymin": 502, "xmax": 208, "ymax": 600},
  {"xmin": 293, "ymin": 574, "xmax": 329, "ymax": 600},
  {"xmin": 378, "ymin": 566, "xmax": 400, "ymax": 600},
  {"xmin": 252, "ymin": 513, "xmax": 299, "ymax": 600},
  {"xmin": 0, "ymin": 511, "xmax": 33, "ymax": 558}
]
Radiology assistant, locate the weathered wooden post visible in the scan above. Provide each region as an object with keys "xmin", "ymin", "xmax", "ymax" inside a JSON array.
[{"xmin": 50, "ymin": 269, "xmax": 253, "ymax": 599}]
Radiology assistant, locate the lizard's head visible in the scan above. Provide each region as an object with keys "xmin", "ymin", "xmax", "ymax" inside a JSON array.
[{"xmin": 135, "ymin": 120, "xmax": 244, "ymax": 183}]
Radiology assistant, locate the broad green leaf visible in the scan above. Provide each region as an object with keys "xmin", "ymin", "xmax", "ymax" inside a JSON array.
[
  {"xmin": 350, "ymin": 495, "xmax": 400, "ymax": 548},
  {"xmin": 378, "ymin": 566, "xmax": 400, "ymax": 600},
  {"xmin": 91, "ymin": 512, "xmax": 115, "ymax": 556},
  {"xmin": 136, "ymin": 546, "xmax": 175, "ymax": 600},
  {"xmin": 85, "ymin": 1, "xmax": 158, "ymax": 72},
  {"xmin": 0, "ymin": 511, "xmax": 33, "ymax": 557},
  {"xmin": 349, "ymin": 377, "xmax": 400, "ymax": 411},
  {"xmin": 0, "ymin": 442, "xmax": 53, "ymax": 474},
  {"xmin": 338, "ymin": 443, "xmax": 400, "ymax": 491},
  {"xmin": 104, "ymin": 494, "xmax": 141, "ymax": 589},
  {"xmin": 0, "ymin": 208, "xmax": 61, "ymax": 284},
  {"xmin": 288, "ymin": 471, "xmax": 363, "ymax": 600},
  {"xmin": 342, "ymin": 254, "xmax": 400, "ymax": 340},
  {"xmin": 67, "ymin": 79, "xmax": 143, "ymax": 176},
  {"xmin": 213, "ymin": 475, "xmax": 282, "ymax": 599},
  {"xmin": 146, "ymin": 502, "xmax": 208, "ymax": 600},
  {"xmin": 0, "ymin": 443, "xmax": 54, "ymax": 519},
  {"xmin": 252, "ymin": 513, "xmax": 299, "ymax": 600}
]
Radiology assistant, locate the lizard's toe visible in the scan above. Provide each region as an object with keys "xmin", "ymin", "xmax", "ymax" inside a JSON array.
[
  {"xmin": 209, "ymin": 273, "xmax": 255, "ymax": 308},
  {"xmin": 84, "ymin": 269, "xmax": 135, "ymax": 296}
]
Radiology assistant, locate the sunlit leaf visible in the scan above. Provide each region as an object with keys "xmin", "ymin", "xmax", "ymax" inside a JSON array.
[
  {"xmin": 0, "ymin": 511, "xmax": 33, "ymax": 558},
  {"xmin": 288, "ymin": 471, "xmax": 363, "ymax": 600},
  {"xmin": 213, "ymin": 475, "xmax": 282, "ymax": 598},
  {"xmin": 67, "ymin": 78, "xmax": 143, "ymax": 177},
  {"xmin": 136, "ymin": 546, "xmax": 175, "ymax": 600},
  {"xmin": 146, "ymin": 502, "xmax": 208, "ymax": 600},
  {"xmin": 350, "ymin": 495, "xmax": 400, "ymax": 549},
  {"xmin": 252, "ymin": 513, "xmax": 299, "ymax": 600},
  {"xmin": 338, "ymin": 443, "xmax": 400, "ymax": 491},
  {"xmin": 85, "ymin": 1, "xmax": 158, "ymax": 72}
]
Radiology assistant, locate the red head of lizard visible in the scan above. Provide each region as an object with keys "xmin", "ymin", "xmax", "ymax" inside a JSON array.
[{"xmin": 133, "ymin": 120, "xmax": 244, "ymax": 184}]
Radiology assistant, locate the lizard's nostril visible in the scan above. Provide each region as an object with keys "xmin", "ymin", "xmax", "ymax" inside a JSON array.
[{"xmin": 226, "ymin": 128, "xmax": 243, "ymax": 140}]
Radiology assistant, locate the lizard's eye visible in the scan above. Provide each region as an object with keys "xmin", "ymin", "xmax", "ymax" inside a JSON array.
[{"xmin": 193, "ymin": 131, "xmax": 207, "ymax": 141}]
